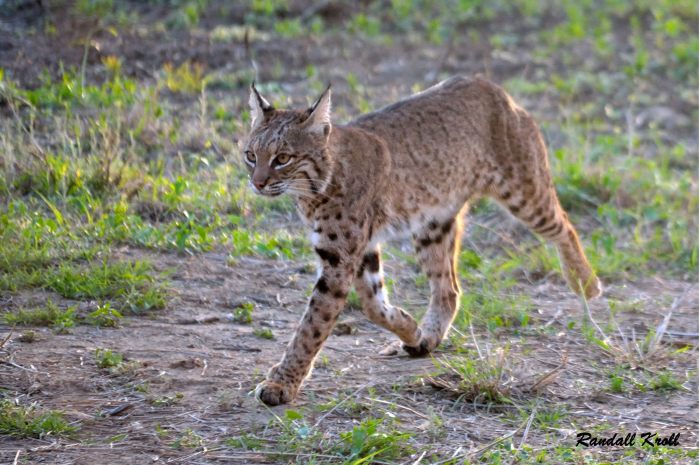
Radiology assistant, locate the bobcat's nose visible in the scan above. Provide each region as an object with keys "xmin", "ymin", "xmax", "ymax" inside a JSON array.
[{"xmin": 253, "ymin": 176, "xmax": 269, "ymax": 190}]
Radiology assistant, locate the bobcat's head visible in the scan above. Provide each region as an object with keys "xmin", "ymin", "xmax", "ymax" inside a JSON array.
[{"xmin": 241, "ymin": 83, "xmax": 333, "ymax": 198}]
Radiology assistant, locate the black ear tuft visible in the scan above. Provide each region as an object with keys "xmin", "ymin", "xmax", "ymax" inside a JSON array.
[
  {"xmin": 309, "ymin": 82, "xmax": 332, "ymax": 114},
  {"xmin": 251, "ymin": 81, "xmax": 273, "ymax": 112}
]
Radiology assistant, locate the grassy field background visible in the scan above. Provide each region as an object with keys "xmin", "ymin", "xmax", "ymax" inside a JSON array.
[{"xmin": 0, "ymin": 0, "xmax": 697, "ymax": 463}]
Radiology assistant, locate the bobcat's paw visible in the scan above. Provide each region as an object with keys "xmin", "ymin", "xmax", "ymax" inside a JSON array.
[
  {"xmin": 402, "ymin": 335, "xmax": 440, "ymax": 357},
  {"xmin": 583, "ymin": 277, "xmax": 603, "ymax": 300},
  {"xmin": 255, "ymin": 380, "xmax": 295, "ymax": 406},
  {"xmin": 378, "ymin": 340, "xmax": 403, "ymax": 356}
]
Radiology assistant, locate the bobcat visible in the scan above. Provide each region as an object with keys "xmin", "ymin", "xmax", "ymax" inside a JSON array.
[{"xmin": 242, "ymin": 76, "xmax": 601, "ymax": 406}]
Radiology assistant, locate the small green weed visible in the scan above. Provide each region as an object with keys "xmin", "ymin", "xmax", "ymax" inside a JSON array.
[
  {"xmin": 86, "ymin": 302, "xmax": 123, "ymax": 327},
  {"xmin": 253, "ymin": 327, "xmax": 274, "ymax": 339},
  {"xmin": 317, "ymin": 395, "xmax": 368, "ymax": 417},
  {"xmin": 232, "ymin": 302, "xmax": 254, "ymax": 324},
  {"xmin": 274, "ymin": 18, "xmax": 303, "ymax": 38},
  {"xmin": 95, "ymin": 348, "xmax": 124, "ymax": 369},
  {"xmin": 609, "ymin": 372, "xmax": 625, "ymax": 393},
  {"xmin": 349, "ymin": 13, "xmax": 381, "ymax": 37},
  {"xmin": 168, "ymin": 1, "xmax": 207, "ymax": 29},
  {"xmin": 171, "ymin": 427, "xmax": 204, "ymax": 449}
]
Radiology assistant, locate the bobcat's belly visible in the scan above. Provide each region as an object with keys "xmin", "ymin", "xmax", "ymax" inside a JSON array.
[{"xmin": 369, "ymin": 203, "xmax": 461, "ymax": 250}]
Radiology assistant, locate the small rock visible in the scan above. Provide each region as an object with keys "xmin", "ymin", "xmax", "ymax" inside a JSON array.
[
  {"xmin": 333, "ymin": 320, "xmax": 358, "ymax": 336},
  {"xmin": 169, "ymin": 358, "xmax": 205, "ymax": 369}
]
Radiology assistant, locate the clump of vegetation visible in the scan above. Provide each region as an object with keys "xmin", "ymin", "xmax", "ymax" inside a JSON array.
[
  {"xmin": 427, "ymin": 348, "xmax": 514, "ymax": 404},
  {"xmin": 94, "ymin": 348, "xmax": 124, "ymax": 369},
  {"xmin": 453, "ymin": 252, "xmax": 532, "ymax": 332},
  {"xmin": 85, "ymin": 302, "xmax": 123, "ymax": 327},
  {"xmin": 246, "ymin": 408, "xmax": 413, "ymax": 463},
  {"xmin": 163, "ymin": 61, "xmax": 206, "ymax": 94},
  {"xmin": 336, "ymin": 418, "xmax": 413, "ymax": 463},
  {"xmin": 609, "ymin": 370, "xmax": 625, "ymax": 393},
  {"xmin": 149, "ymin": 392, "xmax": 184, "ymax": 407},
  {"xmin": 47, "ymin": 261, "xmax": 166, "ymax": 308},
  {"xmin": 648, "ymin": 371, "xmax": 685, "ymax": 392},
  {"xmin": 3, "ymin": 300, "xmax": 76, "ymax": 332},
  {"xmin": 232, "ymin": 301, "xmax": 254, "ymax": 324},
  {"xmin": 3, "ymin": 300, "xmax": 127, "ymax": 332},
  {"xmin": 224, "ymin": 433, "xmax": 264, "ymax": 450},
  {"xmin": 253, "ymin": 327, "xmax": 274, "ymax": 339},
  {"xmin": 171, "ymin": 427, "xmax": 205, "ymax": 449},
  {"xmin": 17, "ymin": 331, "xmax": 37, "ymax": 343},
  {"xmin": 0, "ymin": 400, "xmax": 77, "ymax": 438}
]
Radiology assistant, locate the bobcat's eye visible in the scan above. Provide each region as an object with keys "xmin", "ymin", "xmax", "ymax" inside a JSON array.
[
  {"xmin": 274, "ymin": 153, "xmax": 293, "ymax": 167},
  {"xmin": 245, "ymin": 151, "xmax": 256, "ymax": 164}
]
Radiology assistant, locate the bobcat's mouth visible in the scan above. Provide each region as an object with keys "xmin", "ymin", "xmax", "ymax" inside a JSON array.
[
  {"xmin": 251, "ymin": 181, "xmax": 286, "ymax": 197},
  {"xmin": 262, "ymin": 190, "xmax": 284, "ymax": 197}
]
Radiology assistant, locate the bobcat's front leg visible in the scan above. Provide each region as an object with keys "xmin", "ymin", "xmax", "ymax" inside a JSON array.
[{"xmin": 256, "ymin": 242, "xmax": 361, "ymax": 405}]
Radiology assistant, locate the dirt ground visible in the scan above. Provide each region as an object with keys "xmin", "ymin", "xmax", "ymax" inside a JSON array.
[
  {"xmin": 0, "ymin": 1, "xmax": 698, "ymax": 464},
  {"xmin": 0, "ymin": 246, "xmax": 698, "ymax": 463}
]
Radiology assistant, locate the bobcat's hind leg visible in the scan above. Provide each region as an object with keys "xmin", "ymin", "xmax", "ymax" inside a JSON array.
[
  {"xmin": 404, "ymin": 214, "xmax": 464, "ymax": 357},
  {"xmin": 354, "ymin": 247, "xmax": 422, "ymax": 347},
  {"xmin": 497, "ymin": 181, "xmax": 602, "ymax": 299},
  {"xmin": 486, "ymin": 92, "xmax": 601, "ymax": 299}
]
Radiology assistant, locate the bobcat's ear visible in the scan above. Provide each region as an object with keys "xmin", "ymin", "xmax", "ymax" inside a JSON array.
[
  {"xmin": 249, "ymin": 81, "xmax": 273, "ymax": 129},
  {"xmin": 302, "ymin": 84, "xmax": 332, "ymax": 137}
]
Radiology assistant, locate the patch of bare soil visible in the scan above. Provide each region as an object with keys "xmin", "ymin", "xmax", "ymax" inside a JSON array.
[{"xmin": 0, "ymin": 242, "xmax": 697, "ymax": 463}]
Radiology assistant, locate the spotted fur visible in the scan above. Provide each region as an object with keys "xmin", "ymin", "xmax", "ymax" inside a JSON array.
[{"xmin": 242, "ymin": 77, "xmax": 602, "ymax": 406}]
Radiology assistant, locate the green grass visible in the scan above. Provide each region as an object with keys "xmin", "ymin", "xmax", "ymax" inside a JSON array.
[
  {"xmin": 337, "ymin": 418, "xmax": 413, "ymax": 463},
  {"xmin": 49, "ymin": 261, "xmax": 152, "ymax": 298},
  {"xmin": 240, "ymin": 408, "xmax": 414, "ymax": 464},
  {"xmin": 453, "ymin": 250, "xmax": 533, "ymax": 332},
  {"xmin": 3, "ymin": 300, "xmax": 76, "ymax": 331},
  {"xmin": 431, "ymin": 349, "xmax": 514, "ymax": 404},
  {"xmin": 648, "ymin": 371, "xmax": 685, "ymax": 392},
  {"xmin": 0, "ymin": 399, "xmax": 77, "ymax": 439},
  {"xmin": 224, "ymin": 433, "xmax": 265, "ymax": 450},
  {"xmin": 603, "ymin": 364, "xmax": 689, "ymax": 395},
  {"xmin": 1, "ymin": 0, "xmax": 694, "ymax": 286},
  {"xmin": 609, "ymin": 371, "xmax": 625, "ymax": 393},
  {"xmin": 531, "ymin": 405, "xmax": 567, "ymax": 429},
  {"xmin": 472, "ymin": 441, "xmax": 699, "ymax": 464}
]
